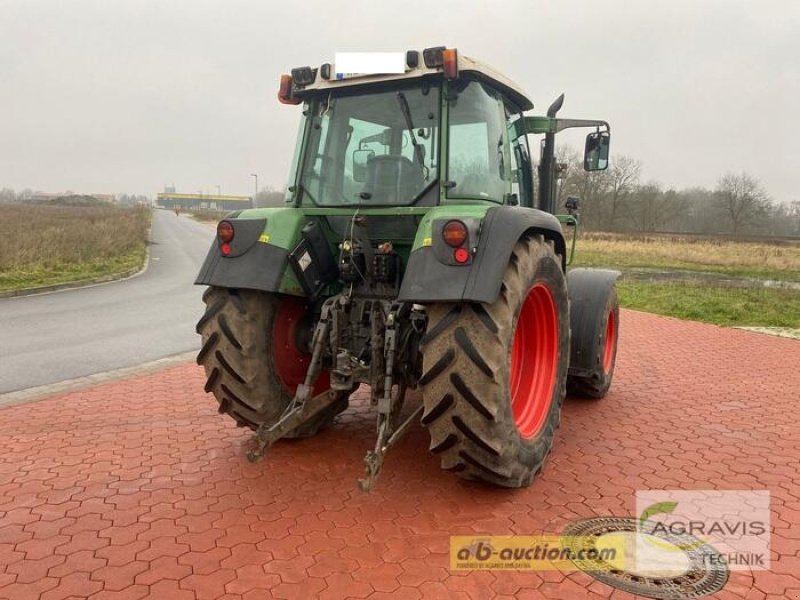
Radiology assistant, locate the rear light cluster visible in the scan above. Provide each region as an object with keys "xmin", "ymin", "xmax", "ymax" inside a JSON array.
[
  {"xmin": 442, "ymin": 220, "xmax": 471, "ymax": 264},
  {"xmin": 217, "ymin": 221, "xmax": 234, "ymax": 256}
]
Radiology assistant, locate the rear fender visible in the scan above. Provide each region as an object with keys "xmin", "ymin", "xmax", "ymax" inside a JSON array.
[
  {"xmin": 567, "ymin": 268, "xmax": 620, "ymax": 377},
  {"xmin": 194, "ymin": 208, "xmax": 307, "ymax": 295},
  {"xmin": 398, "ymin": 205, "xmax": 566, "ymax": 304}
]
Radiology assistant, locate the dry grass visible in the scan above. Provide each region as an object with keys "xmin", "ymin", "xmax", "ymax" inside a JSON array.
[
  {"xmin": 184, "ymin": 208, "xmax": 228, "ymax": 223},
  {"xmin": 577, "ymin": 231, "xmax": 800, "ymax": 281},
  {"xmin": 0, "ymin": 203, "xmax": 151, "ymax": 291}
]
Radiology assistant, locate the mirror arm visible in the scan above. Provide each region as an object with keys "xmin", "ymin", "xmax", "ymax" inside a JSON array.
[
  {"xmin": 553, "ymin": 119, "xmax": 610, "ymax": 135},
  {"xmin": 522, "ymin": 116, "xmax": 610, "ymax": 135}
]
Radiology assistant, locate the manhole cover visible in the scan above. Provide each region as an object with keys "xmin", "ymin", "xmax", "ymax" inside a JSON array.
[{"xmin": 562, "ymin": 517, "xmax": 729, "ymax": 600}]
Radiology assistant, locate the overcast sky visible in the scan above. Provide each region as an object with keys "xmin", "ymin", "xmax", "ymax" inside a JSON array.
[{"xmin": 1, "ymin": 0, "xmax": 797, "ymax": 202}]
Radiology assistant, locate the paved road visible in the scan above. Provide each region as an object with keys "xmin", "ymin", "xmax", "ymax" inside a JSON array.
[
  {"xmin": 0, "ymin": 311, "xmax": 796, "ymax": 598},
  {"xmin": 0, "ymin": 210, "xmax": 215, "ymax": 393}
]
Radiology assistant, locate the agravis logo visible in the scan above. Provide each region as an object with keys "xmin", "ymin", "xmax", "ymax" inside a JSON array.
[{"xmin": 635, "ymin": 490, "xmax": 771, "ymax": 571}]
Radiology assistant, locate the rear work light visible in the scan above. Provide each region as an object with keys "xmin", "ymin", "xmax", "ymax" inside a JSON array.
[
  {"xmin": 291, "ymin": 66, "xmax": 316, "ymax": 86},
  {"xmin": 278, "ymin": 74, "xmax": 301, "ymax": 105},
  {"xmin": 442, "ymin": 220, "xmax": 468, "ymax": 247},
  {"xmin": 423, "ymin": 46, "xmax": 446, "ymax": 68},
  {"xmin": 217, "ymin": 220, "xmax": 234, "ymax": 243}
]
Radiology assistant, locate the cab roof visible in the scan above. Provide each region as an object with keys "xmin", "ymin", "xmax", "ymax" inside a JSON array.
[{"xmin": 291, "ymin": 49, "xmax": 534, "ymax": 112}]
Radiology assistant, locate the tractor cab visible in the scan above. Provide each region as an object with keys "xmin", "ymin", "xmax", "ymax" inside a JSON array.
[{"xmin": 280, "ymin": 47, "xmax": 610, "ymax": 213}]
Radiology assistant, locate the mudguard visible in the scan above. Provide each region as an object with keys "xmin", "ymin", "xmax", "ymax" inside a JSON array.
[
  {"xmin": 194, "ymin": 209, "xmax": 307, "ymax": 295},
  {"xmin": 566, "ymin": 268, "xmax": 620, "ymax": 377},
  {"xmin": 398, "ymin": 205, "xmax": 566, "ymax": 304}
]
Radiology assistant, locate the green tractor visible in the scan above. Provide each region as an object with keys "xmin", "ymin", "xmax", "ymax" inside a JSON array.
[{"xmin": 195, "ymin": 47, "xmax": 619, "ymax": 490}]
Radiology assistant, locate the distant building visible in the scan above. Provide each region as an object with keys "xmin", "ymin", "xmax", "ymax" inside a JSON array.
[{"xmin": 156, "ymin": 192, "xmax": 252, "ymax": 211}]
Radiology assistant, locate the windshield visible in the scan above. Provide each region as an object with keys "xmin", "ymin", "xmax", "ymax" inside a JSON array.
[{"xmin": 296, "ymin": 83, "xmax": 440, "ymax": 206}]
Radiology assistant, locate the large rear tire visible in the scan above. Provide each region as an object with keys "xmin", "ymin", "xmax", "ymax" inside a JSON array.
[
  {"xmin": 567, "ymin": 288, "xmax": 619, "ymax": 399},
  {"xmin": 196, "ymin": 287, "xmax": 347, "ymax": 437},
  {"xmin": 419, "ymin": 235, "xmax": 569, "ymax": 488}
]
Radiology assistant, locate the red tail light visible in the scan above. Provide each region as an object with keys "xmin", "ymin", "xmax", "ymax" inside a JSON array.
[
  {"xmin": 217, "ymin": 221, "xmax": 234, "ymax": 243},
  {"xmin": 442, "ymin": 220, "xmax": 468, "ymax": 247}
]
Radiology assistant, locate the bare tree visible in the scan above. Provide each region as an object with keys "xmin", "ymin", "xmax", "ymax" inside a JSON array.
[
  {"xmin": 255, "ymin": 186, "xmax": 285, "ymax": 208},
  {"xmin": 715, "ymin": 172, "xmax": 770, "ymax": 235},
  {"xmin": 0, "ymin": 188, "xmax": 15, "ymax": 203},
  {"xmin": 789, "ymin": 201, "xmax": 800, "ymax": 236},
  {"xmin": 632, "ymin": 182, "xmax": 689, "ymax": 232},
  {"xmin": 554, "ymin": 145, "xmax": 582, "ymax": 209},
  {"xmin": 602, "ymin": 155, "xmax": 641, "ymax": 231}
]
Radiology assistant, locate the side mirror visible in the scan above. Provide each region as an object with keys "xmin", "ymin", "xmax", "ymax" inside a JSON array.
[
  {"xmin": 565, "ymin": 195, "xmax": 580, "ymax": 216},
  {"xmin": 584, "ymin": 131, "xmax": 610, "ymax": 171},
  {"xmin": 358, "ymin": 128, "xmax": 392, "ymax": 150},
  {"xmin": 352, "ymin": 149, "xmax": 375, "ymax": 182}
]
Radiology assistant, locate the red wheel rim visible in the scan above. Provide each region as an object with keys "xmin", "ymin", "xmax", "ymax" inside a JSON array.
[
  {"xmin": 509, "ymin": 283, "xmax": 559, "ymax": 439},
  {"xmin": 272, "ymin": 297, "xmax": 330, "ymax": 396},
  {"xmin": 602, "ymin": 310, "xmax": 616, "ymax": 374}
]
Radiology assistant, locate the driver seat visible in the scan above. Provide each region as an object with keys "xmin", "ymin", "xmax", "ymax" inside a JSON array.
[{"xmin": 362, "ymin": 155, "xmax": 424, "ymax": 204}]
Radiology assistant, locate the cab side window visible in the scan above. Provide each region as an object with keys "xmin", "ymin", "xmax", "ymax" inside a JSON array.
[
  {"xmin": 510, "ymin": 117, "xmax": 533, "ymax": 207},
  {"xmin": 447, "ymin": 81, "xmax": 510, "ymax": 202}
]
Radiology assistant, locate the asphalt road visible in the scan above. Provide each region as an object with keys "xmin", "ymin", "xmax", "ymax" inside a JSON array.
[{"xmin": 0, "ymin": 210, "xmax": 216, "ymax": 394}]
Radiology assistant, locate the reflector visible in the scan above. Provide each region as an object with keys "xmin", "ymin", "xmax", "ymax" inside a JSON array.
[{"xmin": 453, "ymin": 248, "xmax": 470, "ymax": 263}]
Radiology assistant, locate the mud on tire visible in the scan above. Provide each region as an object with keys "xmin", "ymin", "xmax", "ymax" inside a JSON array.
[
  {"xmin": 419, "ymin": 235, "xmax": 569, "ymax": 488},
  {"xmin": 196, "ymin": 287, "xmax": 347, "ymax": 437}
]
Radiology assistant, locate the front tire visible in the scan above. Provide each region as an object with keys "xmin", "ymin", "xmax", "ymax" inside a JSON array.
[
  {"xmin": 419, "ymin": 235, "xmax": 569, "ymax": 488},
  {"xmin": 196, "ymin": 287, "xmax": 347, "ymax": 437}
]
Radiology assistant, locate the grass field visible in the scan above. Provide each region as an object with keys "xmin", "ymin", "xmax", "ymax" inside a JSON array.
[
  {"xmin": 0, "ymin": 203, "xmax": 151, "ymax": 292},
  {"xmin": 577, "ymin": 231, "xmax": 800, "ymax": 282},
  {"xmin": 616, "ymin": 281, "xmax": 800, "ymax": 328},
  {"xmin": 574, "ymin": 231, "xmax": 800, "ymax": 328}
]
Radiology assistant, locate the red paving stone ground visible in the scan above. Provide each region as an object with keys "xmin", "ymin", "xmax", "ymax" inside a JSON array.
[{"xmin": 1, "ymin": 309, "xmax": 799, "ymax": 600}]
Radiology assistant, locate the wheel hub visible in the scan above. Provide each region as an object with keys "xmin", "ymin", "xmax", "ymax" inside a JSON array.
[{"xmin": 272, "ymin": 298, "xmax": 329, "ymax": 395}]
